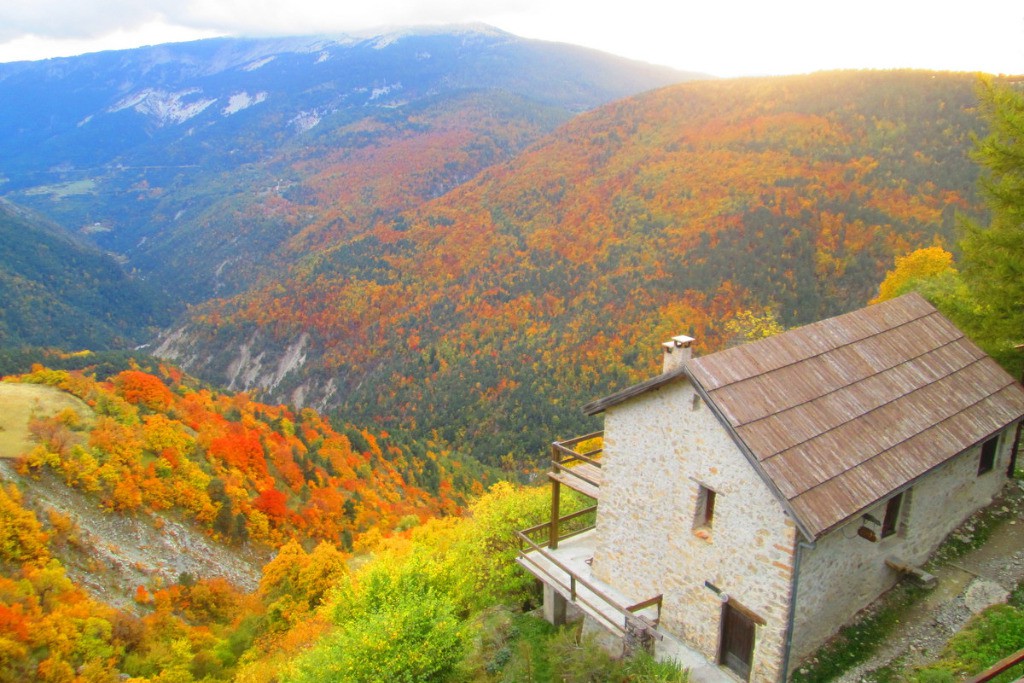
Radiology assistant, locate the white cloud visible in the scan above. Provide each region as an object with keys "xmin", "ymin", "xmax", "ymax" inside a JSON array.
[
  {"xmin": 0, "ymin": 0, "xmax": 1021, "ymax": 76},
  {"xmin": 0, "ymin": 19, "xmax": 221, "ymax": 63},
  {"xmin": 0, "ymin": 0, "xmax": 172, "ymax": 41}
]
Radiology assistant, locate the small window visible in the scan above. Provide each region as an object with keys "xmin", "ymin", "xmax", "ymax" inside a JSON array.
[
  {"xmin": 978, "ymin": 436, "xmax": 999, "ymax": 475},
  {"xmin": 881, "ymin": 492, "xmax": 903, "ymax": 538},
  {"xmin": 694, "ymin": 485, "xmax": 716, "ymax": 529}
]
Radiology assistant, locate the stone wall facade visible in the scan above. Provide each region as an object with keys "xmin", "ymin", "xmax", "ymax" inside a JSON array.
[
  {"xmin": 592, "ymin": 378, "xmax": 797, "ymax": 682},
  {"xmin": 789, "ymin": 425, "xmax": 1017, "ymax": 667}
]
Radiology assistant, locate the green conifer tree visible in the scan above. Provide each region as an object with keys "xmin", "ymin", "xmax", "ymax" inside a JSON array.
[{"xmin": 960, "ymin": 78, "xmax": 1024, "ymax": 374}]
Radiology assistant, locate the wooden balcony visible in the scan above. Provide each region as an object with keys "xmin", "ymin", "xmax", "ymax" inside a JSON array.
[
  {"xmin": 549, "ymin": 431, "xmax": 604, "ymax": 500},
  {"xmin": 544, "ymin": 431, "xmax": 604, "ymax": 550},
  {"xmin": 516, "ymin": 524, "xmax": 662, "ymax": 641},
  {"xmin": 517, "ymin": 430, "xmax": 661, "ymax": 644}
]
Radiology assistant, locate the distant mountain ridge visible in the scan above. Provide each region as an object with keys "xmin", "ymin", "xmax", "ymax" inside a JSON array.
[{"xmin": 0, "ymin": 26, "xmax": 699, "ymax": 305}]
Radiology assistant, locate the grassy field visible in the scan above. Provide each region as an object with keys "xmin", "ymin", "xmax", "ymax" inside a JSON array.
[
  {"xmin": 22, "ymin": 179, "xmax": 97, "ymax": 199},
  {"xmin": 0, "ymin": 382, "xmax": 92, "ymax": 458}
]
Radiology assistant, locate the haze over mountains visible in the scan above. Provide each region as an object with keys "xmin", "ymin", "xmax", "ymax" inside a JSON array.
[{"xmin": 0, "ymin": 26, "xmax": 694, "ymax": 304}]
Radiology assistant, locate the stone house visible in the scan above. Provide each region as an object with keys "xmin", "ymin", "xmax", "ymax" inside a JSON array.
[{"xmin": 516, "ymin": 292, "xmax": 1024, "ymax": 682}]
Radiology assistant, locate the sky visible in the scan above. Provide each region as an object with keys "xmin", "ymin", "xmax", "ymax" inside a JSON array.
[{"xmin": 1, "ymin": 0, "xmax": 1022, "ymax": 78}]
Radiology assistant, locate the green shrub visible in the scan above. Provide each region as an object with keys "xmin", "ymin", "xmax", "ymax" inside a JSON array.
[
  {"xmin": 289, "ymin": 586, "xmax": 463, "ymax": 682},
  {"xmin": 289, "ymin": 558, "xmax": 464, "ymax": 682},
  {"xmin": 443, "ymin": 482, "xmax": 589, "ymax": 612},
  {"xmin": 622, "ymin": 649, "xmax": 688, "ymax": 681}
]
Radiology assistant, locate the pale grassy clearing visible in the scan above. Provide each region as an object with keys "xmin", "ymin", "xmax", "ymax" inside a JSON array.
[
  {"xmin": 22, "ymin": 179, "xmax": 97, "ymax": 199},
  {"xmin": 0, "ymin": 382, "xmax": 92, "ymax": 458}
]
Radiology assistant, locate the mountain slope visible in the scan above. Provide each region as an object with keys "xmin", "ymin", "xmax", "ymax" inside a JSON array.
[
  {"xmin": 0, "ymin": 362, "xmax": 466, "ymax": 681},
  {"xmin": 0, "ymin": 199, "xmax": 170, "ymax": 348},
  {"xmin": 158, "ymin": 70, "xmax": 991, "ymax": 466},
  {"xmin": 132, "ymin": 89, "xmax": 571, "ymax": 301},
  {"xmin": 5, "ymin": 362, "xmax": 477, "ymax": 550},
  {"xmin": 0, "ymin": 27, "xmax": 698, "ymax": 304}
]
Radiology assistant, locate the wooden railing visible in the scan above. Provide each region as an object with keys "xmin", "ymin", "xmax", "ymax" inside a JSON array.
[
  {"xmin": 551, "ymin": 431, "xmax": 603, "ymax": 482},
  {"xmin": 516, "ymin": 522, "xmax": 662, "ymax": 638},
  {"xmin": 964, "ymin": 647, "xmax": 1024, "ymax": 682},
  {"xmin": 519, "ymin": 505, "xmax": 598, "ymax": 550}
]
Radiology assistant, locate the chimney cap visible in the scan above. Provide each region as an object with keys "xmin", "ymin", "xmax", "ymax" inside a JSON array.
[{"xmin": 662, "ymin": 334, "xmax": 696, "ymax": 373}]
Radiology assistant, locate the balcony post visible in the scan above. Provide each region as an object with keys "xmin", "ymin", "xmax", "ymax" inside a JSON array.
[
  {"xmin": 543, "ymin": 584, "xmax": 567, "ymax": 626},
  {"xmin": 550, "ymin": 479, "xmax": 561, "ymax": 550},
  {"xmin": 550, "ymin": 441, "xmax": 562, "ymax": 549}
]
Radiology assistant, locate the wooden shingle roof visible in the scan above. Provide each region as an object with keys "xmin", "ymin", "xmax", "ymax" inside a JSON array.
[{"xmin": 588, "ymin": 293, "xmax": 1024, "ymax": 539}]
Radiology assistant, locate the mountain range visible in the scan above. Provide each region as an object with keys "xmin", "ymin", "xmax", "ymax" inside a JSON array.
[
  {"xmin": 0, "ymin": 26, "xmax": 695, "ymax": 305},
  {"xmin": 0, "ymin": 28, "xmax": 1002, "ymax": 468}
]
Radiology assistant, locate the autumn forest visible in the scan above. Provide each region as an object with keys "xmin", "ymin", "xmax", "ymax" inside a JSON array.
[{"xmin": 1, "ymin": 27, "xmax": 1023, "ymax": 683}]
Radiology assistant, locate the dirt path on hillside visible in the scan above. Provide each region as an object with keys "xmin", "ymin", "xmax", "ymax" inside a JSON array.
[{"xmin": 835, "ymin": 482, "xmax": 1024, "ymax": 682}]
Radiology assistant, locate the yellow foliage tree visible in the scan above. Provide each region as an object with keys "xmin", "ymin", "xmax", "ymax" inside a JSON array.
[
  {"xmin": 0, "ymin": 485, "xmax": 49, "ymax": 566},
  {"xmin": 871, "ymin": 245, "xmax": 957, "ymax": 303},
  {"xmin": 724, "ymin": 308, "xmax": 785, "ymax": 342}
]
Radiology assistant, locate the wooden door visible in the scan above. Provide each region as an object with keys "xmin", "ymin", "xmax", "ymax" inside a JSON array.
[{"xmin": 719, "ymin": 602, "xmax": 755, "ymax": 680}]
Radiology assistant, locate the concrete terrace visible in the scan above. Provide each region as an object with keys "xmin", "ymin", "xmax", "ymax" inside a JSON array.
[{"xmin": 517, "ymin": 529, "xmax": 734, "ymax": 683}]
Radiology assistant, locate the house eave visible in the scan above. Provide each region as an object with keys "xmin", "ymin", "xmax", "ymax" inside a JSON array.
[
  {"xmin": 583, "ymin": 366, "xmax": 689, "ymax": 416},
  {"xmin": 809, "ymin": 418, "xmax": 1021, "ymax": 540}
]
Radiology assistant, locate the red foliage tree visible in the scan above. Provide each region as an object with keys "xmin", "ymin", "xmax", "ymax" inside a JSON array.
[
  {"xmin": 253, "ymin": 487, "xmax": 290, "ymax": 519},
  {"xmin": 113, "ymin": 370, "xmax": 174, "ymax": 411}
]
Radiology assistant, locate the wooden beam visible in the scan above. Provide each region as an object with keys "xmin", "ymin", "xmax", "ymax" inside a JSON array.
[
  {"xmin": 550, "ymin": 479, "xmax": 561, "ymax": 550},
  {"xmin": 722, "ymin": 595, "xmax": 767, "ymax": 626},
  {"xmin": 886, "ymin": 559, "xmax": 938, "ymax": 588}
]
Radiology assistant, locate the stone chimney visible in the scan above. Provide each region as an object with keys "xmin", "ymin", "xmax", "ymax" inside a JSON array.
[{"xmin": 662, "ymin": 335, "xmax": 695, "ymax": 373}]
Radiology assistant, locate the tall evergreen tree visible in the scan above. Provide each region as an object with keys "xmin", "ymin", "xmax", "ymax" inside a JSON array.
[{"xmin": 960, "ymin": 78, "xmax": 1024, "ymax": 375}]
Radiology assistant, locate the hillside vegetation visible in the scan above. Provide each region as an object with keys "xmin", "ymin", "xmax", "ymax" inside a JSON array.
[
  {"xmin": 0, "ymin": 363, "xmax": 611, "ymax": 682},
  {"xmin": 0, "ymin": 431, "xmax": 654, "ymax": 682},
  {"xmin": 163, "ymin": 70, "xmax": 991, "ymax": 467},
  {"xmin": 4, "ymin": 363, "xmax": 474, "ymax": 552},
  {"xmin": 0, "ymin": 201, "xmax": 170, "ymax": 348}
]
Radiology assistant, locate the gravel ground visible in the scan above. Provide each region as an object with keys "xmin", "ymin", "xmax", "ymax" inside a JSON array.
[{"xmin": 835, "ymin": 483, "xmax": 1024, "ymax": 682}]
